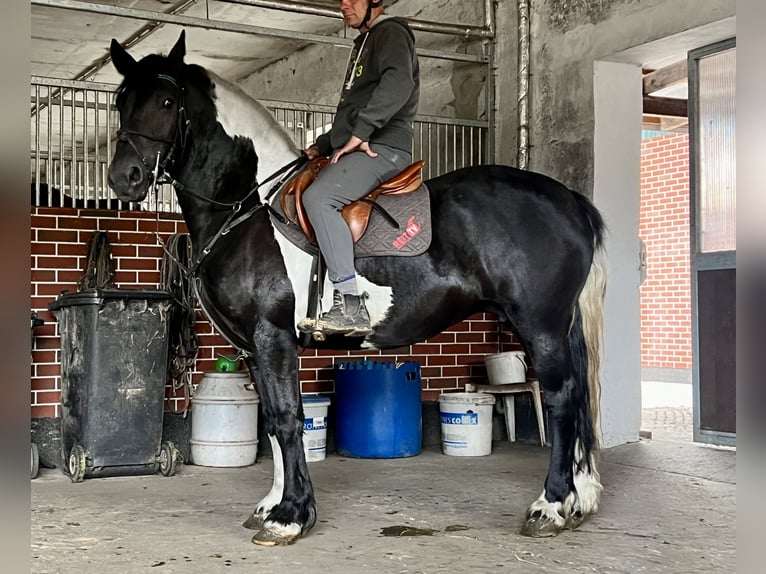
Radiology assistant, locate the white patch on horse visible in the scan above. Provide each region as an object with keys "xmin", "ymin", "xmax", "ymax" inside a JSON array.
[
  {"xmin": 210, "ymin": 72, "xmax": 298, "ymax": 184},
  {"xmin": 255, "ymin": 435, "xmax": 284, "ymax": 517},
  {"xmin": 572, "ymin": 438, "xmax": 602, "ymax": 515},
  {"xmin": 210, "ymin": 75, "xmax": 394, "ymax": 339},
  {"xmin": 527, "ymin": 489, "xmax": 575, "ymax": 527},
  {"xmin": 262, "ymin": 520, "xmax": 302, "ymax": 538}
]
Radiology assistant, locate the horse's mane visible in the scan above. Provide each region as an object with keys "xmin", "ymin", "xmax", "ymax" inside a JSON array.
[
  {"xmin": 207, "ymin": 71, "xmax": 299, "ymax": 152},
  {"xmin": 115, "ymin": 54, "xmax": 213, "ymax": 106},
  {"xmin": 205, "ymin": 71, "xmax": 302, "ymax": 185}
]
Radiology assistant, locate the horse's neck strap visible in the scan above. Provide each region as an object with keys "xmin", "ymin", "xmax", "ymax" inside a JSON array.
[{"xmin": 187, "ymin": 203, "xmax": 266, "ymax": 277}]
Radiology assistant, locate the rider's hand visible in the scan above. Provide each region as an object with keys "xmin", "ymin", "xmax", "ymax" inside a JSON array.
[
  {"xmin": 331, "ymin": 135, "xmax": 377, "ymax": 164},
  {"xmin": 304, "ymin": 145, "xmax": 321, "ymax": 160}
]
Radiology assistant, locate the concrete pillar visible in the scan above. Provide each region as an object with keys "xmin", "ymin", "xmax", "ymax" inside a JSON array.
[{"xmin": 592, "ymin": 60, "xmax": 643, "ymax": 447}]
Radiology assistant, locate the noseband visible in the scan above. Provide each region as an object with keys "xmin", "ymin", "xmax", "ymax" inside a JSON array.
[{"xmin": 117, "ymin": 74, "xmax": 190, "ymax": 186}]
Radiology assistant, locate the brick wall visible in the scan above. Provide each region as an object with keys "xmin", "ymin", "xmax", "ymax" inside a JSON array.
[
  {"xmin": 31, "ymin": 207, "xmax": 517, "ymax": 418},
  {"xmin": 639, "ymin": 133, "xmax": 692, "ymax": 370}
]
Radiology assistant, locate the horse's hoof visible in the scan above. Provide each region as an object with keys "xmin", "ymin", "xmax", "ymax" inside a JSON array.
[
  {"xmin": 312, "ymin": 330, "xmax": 326, "ymax": 342},
  {"xmin": 242, "ymin": 513, "xmax": 264, "ymax": 530},
  {"xmin": 251, "ymin": 527, "xmax": 301, "ymax": 546},
  {"xmin": 520, "ymin": 514, "xmax": 564, "ymax": 538},
  {"xmin": 565, "ymin": 511, "xmax": 586, "ymax": 530}
]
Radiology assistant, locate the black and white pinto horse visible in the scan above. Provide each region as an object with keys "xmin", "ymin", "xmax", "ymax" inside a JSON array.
[{"xmin": 107, "ymin": 32, "xmax": 607, "ymax": 546}]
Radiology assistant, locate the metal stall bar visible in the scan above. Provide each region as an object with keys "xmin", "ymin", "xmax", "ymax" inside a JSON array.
[
  {"xmin": 83, "ymin": 89, "xmax": 89, "ymax": 197},
  {"xmin": 46, "ymin": 85, "xmax": 52, "ymax": 199},
  {"xmin": 34, "ymin": 85, "xmax": 40, "ymax": 203},
  {"xmin": 220, "ymin": 0, "xmax": 495, "ymax": 39}
]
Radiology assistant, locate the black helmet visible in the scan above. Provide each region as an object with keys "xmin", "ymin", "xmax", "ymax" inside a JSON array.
[{"xmin": 353, "ymin": 0, "xmax": 384, "ymax": 30}]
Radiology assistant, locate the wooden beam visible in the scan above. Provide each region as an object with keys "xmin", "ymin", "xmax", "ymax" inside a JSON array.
[
  {"xmin": 660, "ymin": 116, "xmax": 689, "ymax": 132},
  {"xmin": 643, "ymin": 95, "xmax": 687, "ymax": 118},
  {"xmin": 643, "ymin": 60, "xmax": 688, "ymax": 95}
]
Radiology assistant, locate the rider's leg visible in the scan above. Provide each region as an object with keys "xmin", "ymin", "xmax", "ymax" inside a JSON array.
[{"xmin": 302, "ymin": 144, "xmax": 411, "ymax": 333}]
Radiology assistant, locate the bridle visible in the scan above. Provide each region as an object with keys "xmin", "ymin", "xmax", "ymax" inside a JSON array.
[{"xmin": 116, "ymin": 73, "xmax": 190, "ymax": 189}]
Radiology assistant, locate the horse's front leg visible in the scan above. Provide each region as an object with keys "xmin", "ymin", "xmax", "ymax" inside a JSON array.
[{"xmin": 240, "ymin": 323, "xmax": 316, "ymax": 546}]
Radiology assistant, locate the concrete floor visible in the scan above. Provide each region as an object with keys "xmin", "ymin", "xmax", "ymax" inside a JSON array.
[{"xmin": 31, "ymin": 438, "xmax": 735, "ymax": 574}]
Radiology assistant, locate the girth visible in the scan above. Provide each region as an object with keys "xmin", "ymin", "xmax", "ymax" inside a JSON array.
[{"xmin": 280, "ymin": 158, "xmax": 425, "ymax": 245}]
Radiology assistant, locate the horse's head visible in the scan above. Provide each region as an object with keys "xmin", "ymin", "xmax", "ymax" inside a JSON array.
[{"xmin": 107, "ymin": 31, "xmax": 198, "ymax": 202}]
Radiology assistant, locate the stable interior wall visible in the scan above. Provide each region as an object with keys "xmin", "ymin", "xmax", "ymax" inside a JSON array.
[
  {"xmin": 238, "ymin": 0, "xmax": 490, "ymax": 119},
  {"xmin": 522, "ymin": 0, "xmax": 735, "ymax": 193}
]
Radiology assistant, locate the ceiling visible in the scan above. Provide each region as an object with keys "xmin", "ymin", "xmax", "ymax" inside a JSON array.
[{"xmin": 31, "ymin": 0, "xmax": 351, "ymax": 86}]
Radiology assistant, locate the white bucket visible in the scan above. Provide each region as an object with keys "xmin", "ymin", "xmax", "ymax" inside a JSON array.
[
  {"xmin": 438, "ymin": 393, "xmax": 496, "ymax": 456},
  {"xmin": 302, "ymin": 395, "xmax": 331, "ymax": 462},
  {"xmin": 190, "ymin": 372, "xmax": 259, "ymax": 467},
  {"xmin": 484, "ymin": 351, "xmax": 527, "ymax": 385}
]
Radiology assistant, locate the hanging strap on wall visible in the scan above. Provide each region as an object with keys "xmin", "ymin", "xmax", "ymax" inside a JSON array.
[
  {"xmin": 161, "ymin": 233, "xmax": 199, "ymax": 415},
  {"xmin": 77, "ymin": 231, "xmax": 117, "ymax": 291}
]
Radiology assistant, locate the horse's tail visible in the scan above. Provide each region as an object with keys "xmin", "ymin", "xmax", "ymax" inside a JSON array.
[{"xmin": 571, "ymin": 194, "xmax": 606, "ymax": 459}]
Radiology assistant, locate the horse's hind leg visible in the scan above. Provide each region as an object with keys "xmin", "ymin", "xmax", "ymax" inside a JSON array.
[
  {"xmin": 241, "ymin": 325, "xmax": 316, "ymax": 546},
  {"xmin": 520, "ymin": 328, "xmax": 602, "ymax": 537}
]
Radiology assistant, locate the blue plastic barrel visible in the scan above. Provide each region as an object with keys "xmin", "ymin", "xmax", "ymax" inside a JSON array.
[{"xmin": 333, "ymin": 360, "xmax": 422, "ymax": 458}]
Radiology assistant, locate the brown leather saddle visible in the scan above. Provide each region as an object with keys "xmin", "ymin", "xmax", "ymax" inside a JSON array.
[{"xmin": 280, "ymin": 158, "xmax": 426, "ymax": 245}]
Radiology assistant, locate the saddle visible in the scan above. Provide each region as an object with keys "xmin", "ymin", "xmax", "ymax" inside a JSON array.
[{"xmin": 280, "ymin": 157, "xmax": 426, "ymax": 245}]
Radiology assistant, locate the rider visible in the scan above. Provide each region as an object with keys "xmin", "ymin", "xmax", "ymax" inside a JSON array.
[{"xmin": 300, "ymin": 0, "xmax": 420, "ymax": 336}]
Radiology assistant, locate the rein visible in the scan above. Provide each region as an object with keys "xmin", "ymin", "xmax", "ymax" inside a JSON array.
[
  {"xmin": 153, "ymin": 156, "xmax": 306, "ymax": 279},
  {"xmin": 164, "ymin": 155, "xmax": 306, "ymax": 277}
]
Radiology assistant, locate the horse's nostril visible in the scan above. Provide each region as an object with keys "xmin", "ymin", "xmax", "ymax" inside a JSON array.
[{"xmin": 128, "ymin": 166, "xmax": 144, "ymax": 186}]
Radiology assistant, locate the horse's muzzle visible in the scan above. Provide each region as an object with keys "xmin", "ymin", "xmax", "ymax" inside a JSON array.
[{"xmin": 107, "ymin": 157, "xmax": 150, "ymax": 202}]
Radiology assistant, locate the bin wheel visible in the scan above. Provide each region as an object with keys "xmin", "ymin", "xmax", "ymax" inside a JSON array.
[
  {"xmin": 159, "ymin": 441, "xmax": 177, "ymax": 477},
  {"xmin": 68, "ymin": 444, "xmax": 87, "ymax": 483},
  {"xmin": 31, "ymin": 443, "xmax": 40, "ymax": 480}
]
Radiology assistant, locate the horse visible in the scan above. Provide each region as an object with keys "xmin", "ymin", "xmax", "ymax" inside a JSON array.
[{"xmin": 106, "ymin": 31, "xmax": 606, "ymax": 546}]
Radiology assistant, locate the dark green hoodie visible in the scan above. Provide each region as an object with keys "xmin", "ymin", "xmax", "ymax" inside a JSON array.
[{"xmin": 315, "ymin": 16, "xmax": 419, "ymax": 156}]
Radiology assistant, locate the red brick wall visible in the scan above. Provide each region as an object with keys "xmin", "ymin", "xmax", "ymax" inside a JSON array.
[
  {"xmin": 639, "ymin": 133, "xmax": 692, "ymax": 370},
  {"xmin": 31, "ymin": 207, "xmax": 517, "ymax": 418}
]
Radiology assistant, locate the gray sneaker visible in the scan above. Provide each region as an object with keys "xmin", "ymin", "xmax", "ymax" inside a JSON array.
[{"xmin": 315, "ymin": 290, "xmax": 371, "ymax": 336}]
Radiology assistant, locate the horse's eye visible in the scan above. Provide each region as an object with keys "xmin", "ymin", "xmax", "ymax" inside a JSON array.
[{"xmin": 163, "ymin": 98, "xmax": 174, "ymax": 109}]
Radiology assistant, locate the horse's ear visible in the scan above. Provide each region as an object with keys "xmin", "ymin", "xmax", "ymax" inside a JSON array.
[
  {"xmin": 110, "ymin": 39, "xmax": 136, "ymax": 77},
  {"xmin": 168, "ymin": 30, "xmax": 186, "ymax": 65}
]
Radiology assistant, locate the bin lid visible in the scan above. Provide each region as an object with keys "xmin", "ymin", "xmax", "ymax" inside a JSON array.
[
  {"xmin": 48, "ymin": 288, "xmax": 172, "ymax": 311},
  {"xmin": 335, "ymin": 359, "xmax": 419, "ymax": 371},
  {"xmin": 302, "ymin": 394, "xmax": 331, "ymax": 407},
  {"xmin": 438, "ymin": 392, "xmax": 496, "ymax": 406}
]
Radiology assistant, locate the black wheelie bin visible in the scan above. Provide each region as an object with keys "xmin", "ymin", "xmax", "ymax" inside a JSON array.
[{"xmin": 49, "ymin": 288, "xmax": 179, "ymax": 482}]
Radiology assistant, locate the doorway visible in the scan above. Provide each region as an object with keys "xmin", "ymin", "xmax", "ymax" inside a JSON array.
[
  {"xmin": 593, "ymin": 18, "xmax": 736, "ymax": 448},
  {"xmin": 639, "ymin": 60, "xmax": 693, "ymax": 442}
]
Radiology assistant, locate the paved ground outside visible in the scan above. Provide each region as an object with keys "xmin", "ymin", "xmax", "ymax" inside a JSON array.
[
  {"xmin": 641, "ymin": 380, "xmax": 693, "ymax": 443},
  {"xmin": 641, "ymin": 406, "xmax": 693, "ymax": 442}
]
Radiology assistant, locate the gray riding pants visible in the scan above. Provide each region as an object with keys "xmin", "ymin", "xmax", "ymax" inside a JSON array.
[{"xmin": 303, "ymin": 144, "xmax": 412, "ymax": 283}]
